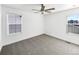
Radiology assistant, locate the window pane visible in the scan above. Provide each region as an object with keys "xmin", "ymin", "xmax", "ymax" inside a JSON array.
[
  {"xmin": 15, "ymin": 24, "xmax": 21, "ymax": 32},
  {"xmin": 8, "ymin": 14, "xmax": 16, "ymax": 24},
  {"xmin": 15, "ymin": 15, "xmax": 21, "ymax": 24},
  {"xmin": 9, "ymin": 24, "xmax": 16, "ymax": 33}
]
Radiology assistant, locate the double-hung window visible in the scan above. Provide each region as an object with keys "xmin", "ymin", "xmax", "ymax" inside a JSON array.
[{"xmin": 8, "ymin": 13, "xmax": 22, "ymax": 34}]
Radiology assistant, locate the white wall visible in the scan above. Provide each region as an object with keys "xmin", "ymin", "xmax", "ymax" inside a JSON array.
[
  {"xmin": 44, "ymin": 8, "xmax": 79, "ymax": 45},
  {"xmin": 2, "ymin": 6, "xmax": 44, "ymax": 46},
  {"xmin": 0, "ymin": 4, "xmax": 2, "ymax": 51}
]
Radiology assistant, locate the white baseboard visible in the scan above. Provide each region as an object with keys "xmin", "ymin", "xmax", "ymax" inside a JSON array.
[
  {"xmin": 3, "ymin": 33, "xmax": 44, "ymax": 46},
  {"xmin": 45, "ymin": 33, "xmax": 79, "ymax": 46}
]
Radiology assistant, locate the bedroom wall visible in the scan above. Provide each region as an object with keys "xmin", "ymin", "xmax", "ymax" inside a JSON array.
[
  {"xmin": 2, "ymin": 5, "xmax": 44, "ymax": 46},
  {"xmin": 44, "ymin": 8, "xmax": 79, "ymax": 45}
]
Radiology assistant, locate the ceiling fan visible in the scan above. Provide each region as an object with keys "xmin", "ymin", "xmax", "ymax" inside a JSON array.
[{"xmin": 32, "ymin": 4, "xmax": 55, "ymax": 14}]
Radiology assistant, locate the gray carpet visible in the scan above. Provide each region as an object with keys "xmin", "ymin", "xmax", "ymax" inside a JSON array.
[{"xmin": 1, "ymin": 34, "xmax": 79, "ymax": 55}]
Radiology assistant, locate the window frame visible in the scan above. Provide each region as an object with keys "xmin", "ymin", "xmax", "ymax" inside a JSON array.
[
  {"xmin": 7, "ymin": 13, "xmax": 22, "ymax": 35},
  {"xmin": 67, "ymin": 14, "xmax": 79, "ymax": 34}
]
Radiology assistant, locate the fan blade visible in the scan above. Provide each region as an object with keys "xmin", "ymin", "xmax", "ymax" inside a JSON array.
[
  {"xmin": 34, "ymin": 11, "xmax": 40, "ymax": 13},
  {"xmin": 32, "ymin": 9, "xmax": 40, "ymax": 11},
  {"xmin": 45, "ymin": 8, "xmax": 55, "ymax": 11},
  {"xmin": 45, "ymin": 10, "xmax": 52, "ymax": 13}
]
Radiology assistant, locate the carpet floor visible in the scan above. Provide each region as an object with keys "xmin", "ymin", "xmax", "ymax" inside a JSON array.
[{"xmin": 1, "ymin": 34, "xmax": 79, "ymax": 55}]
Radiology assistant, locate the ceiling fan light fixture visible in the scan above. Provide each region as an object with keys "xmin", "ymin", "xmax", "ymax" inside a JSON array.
[{"xmin": 32, "ymin": 4, "xmax": 55, "ymax": 14}]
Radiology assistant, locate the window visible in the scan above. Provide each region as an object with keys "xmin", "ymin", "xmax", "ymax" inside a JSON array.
[
  {"xmin": 67, "ymin": 14, "xmax": 79, "ymax": 34},
  {"xmin": 7, "ymin": 13, "xmax": 22, "ymax": 34}
]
